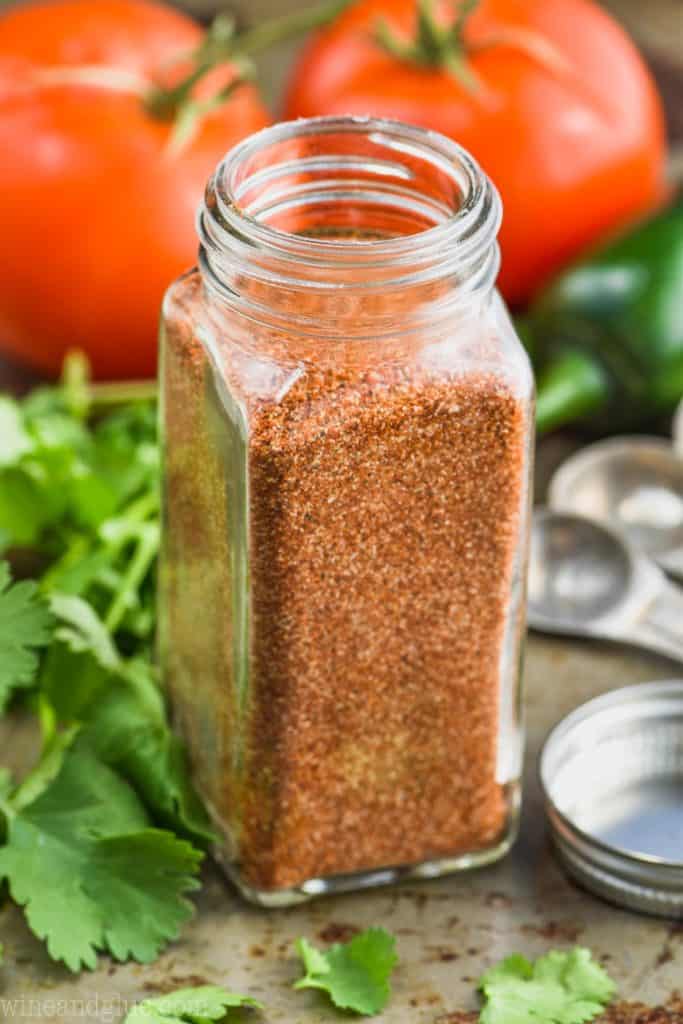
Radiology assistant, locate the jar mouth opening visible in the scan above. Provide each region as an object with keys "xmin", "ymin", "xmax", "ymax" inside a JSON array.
[
  {"xmin": 198, "ymin": 116, "xmax": 501, "ymax": 324},
  {"xmin": 208, "ymin": 116, "xmax": 500, "ymax": 271}
]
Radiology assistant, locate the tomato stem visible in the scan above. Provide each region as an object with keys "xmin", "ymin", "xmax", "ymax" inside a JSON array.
[
  {"xmin": 234, "ymin": 0, "xmax": 354, "ymax": 58},
  {"xmin": 374, "ymin": 0, "xmax": 481, "ymax": 80},
  {"xmin": 448, "ymin": 0, "xmax": 480, "ymax": 46},
  {"xmin": 443, "ymin": 51, "xmax": 482, "ymax": 93},
  {"xmin": 146, "ymin": 0, "xmax": 353, "ymax": 134},
  {"xmin": 166, "ymin": 62, "xmax": 256, "ymax": 153},
  {"xmin": 374, "ymin": 0, "xmax": 571, "ymax": 94}
]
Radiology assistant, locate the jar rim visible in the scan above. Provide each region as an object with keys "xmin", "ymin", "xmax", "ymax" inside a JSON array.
[
  {"xmin": 197, "ymin": 116, "xmax": 502, "ymax": 326},
  {"xmin": 212, "ymin": 115, "xmax": 500, "ymax": 268}
]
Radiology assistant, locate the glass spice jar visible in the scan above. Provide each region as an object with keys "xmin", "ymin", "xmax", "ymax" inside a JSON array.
[{"xmin": 159, "ymin": 116, "xmax": 534, "ymax": 906}]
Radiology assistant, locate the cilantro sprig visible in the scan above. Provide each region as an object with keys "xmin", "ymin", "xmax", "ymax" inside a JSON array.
[
  {"xmin": 0, "ymin": 563, "xmax": 53, "ymax": 711},
  {"xmin": 0, "ymin": 355, "xmax": 159, "ymax": 645},
  {"xmin": 0, "ymin": 744, "xmax": 202, "ymax": 971},
  {"xmin": 478, "ymin": 947, "xmax": 616, "ymax": 1024},
  {"xmin": 294, "ymin": 928, "xmax": 398, "ymax": 1015},
  {"xmin": 0, "ymin": 358, "xmax": 212, "ymax": 971},
  {"xmin": 124, "ymin": 987, "xmax": 262, "ymax": 1024}
]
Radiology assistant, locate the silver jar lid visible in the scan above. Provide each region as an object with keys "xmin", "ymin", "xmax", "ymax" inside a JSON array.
[{"xmin": 539, "ymin": 680, "xmax": 683, "ymax": 918}]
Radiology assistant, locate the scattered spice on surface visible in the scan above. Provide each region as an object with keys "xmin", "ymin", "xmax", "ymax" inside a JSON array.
[
  {"xmin": 655, "ymin": 926, "xmax": 683, "ymax": 968},
  {"xmin": 424, "ymin": 945, "xmax": 460, "ymax": 963},
  {"xmin": 142, "ymin": 975, "xmax": 212, "ymax": 994},
  {"xmin": 599, "ymin": 1001, "xmax": 683, "ymax": 1024},
  {"xmin": 485, "ymin": 891, "xmax": 512, "ymax": 910},
  {"xmin": 318, "ymin": 923, "xmax": 361, "ymax": 944},
  {"xmin": 655, "ymin": 948, "xmax": 675, "ymax": 968},
  {"xmin": 436, "ymin": 1013, "xmax": 476, "ymax": 1023},
  {"xmin": 521, "ymin": 920, "xmax": 584, "ymax": 943},
  {"xmin": 435, "ymin": 998, "xmax": 683, "ymax": 1024}
]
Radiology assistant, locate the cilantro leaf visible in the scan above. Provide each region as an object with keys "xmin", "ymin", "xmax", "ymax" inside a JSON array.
[
  {"xmin": 293, "ymin": 928, "xmax": 397, "ymax": 1015},
  {"xmin": 0, "ymin": 391, "xmax": 91, "ymax": 546},
  {"xmin": 125, "ymin": 986, "xmax": 262, "ymax": 1024},
  {"xmin": 77, "ymin": 658, "xmax": 216, "ymax": 845},
  {"xmin": 478, "ymin": 947, "xmax": 617, "ymax": 1024},
  {"xmin": 0, "ymin": 748, "xmax": 202, "ymax": 972},
  {"xmin": 0, "ymin": 468, "xmax": 53, "ymax": 547},
  {"xmin": 0, "ymin": 371, "xmax": 158, "ymax": 647},
  {"xmin": 0, "ymin": 562, "xmax": 53, "ymax": 711},
  {"xmin": 50, "ymin": 593, "xmax": 121, "ymax": 670},
  {"xmin": 0, "ymin": 397, "xmax": 32, "ymax": 467},
  {"xmin": 41, "ymin": 616, "xmax": 215, "ymax": 847},
  {"xmin": 481, "ymin": 953, "xmax": 534, "ymax": 987},
  {"xmin": 39, "ymin": 594, "xmax": 121, "ymax": 725}
]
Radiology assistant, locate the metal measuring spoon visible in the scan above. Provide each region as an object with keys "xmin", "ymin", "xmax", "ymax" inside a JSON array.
[
  {"xmin": 548, "ymin": 437, "xmax": 683, "ymax": 580},
  {"xmin": 528, "ymin": 509, "xmax": 683, "ymax": 664}
]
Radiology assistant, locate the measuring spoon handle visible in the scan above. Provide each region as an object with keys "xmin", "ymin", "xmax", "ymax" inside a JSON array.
[
  {"xmin": 630, "ymin": 578, "xmax": 683, "ymax": 665},
  {"xmin": 659, "ymin": 548, "xmax": 683, "ymax": 582}
]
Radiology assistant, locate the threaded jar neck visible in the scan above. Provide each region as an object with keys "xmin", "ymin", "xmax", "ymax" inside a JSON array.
[{"xmin": 198, "ymin": 116, "xmax": 502, "ymax": 335}]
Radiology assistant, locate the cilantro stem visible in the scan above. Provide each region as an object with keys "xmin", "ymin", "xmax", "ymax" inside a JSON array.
[
  {"xmin": 60, "ymin": 351, "xmax": 156, "ymax": 412},
  {"xmin": 118, "ymin": 490, "xmax": 159, "ymax": 526},
  {"xmin": 38, "ymin": 693, "xmax": 57, "ymax": 747},
  {"xmin": 39, "ymin": 534, "xmax": 93, "ymax": 595},
  {"xmin": 61, "ymin": 351, "xmax": 91, "ymax": 419},
  {"xmin": 87, "ymin": 380, "xmax": 157, "ymax": 410},
  {"xmin": 104, "ymin": 523, "xmax": 159, "ymax": 634},
  {"xmin": 10, "ymin": 723, "xmax": 80, "ymax": 813},
  {"xmin": 40, "ymin": 489, "xmax": 158, "ymax": 601},
  {"xmin": 0, "ymin": 792, "xmax": 13, "ymax": 826}
]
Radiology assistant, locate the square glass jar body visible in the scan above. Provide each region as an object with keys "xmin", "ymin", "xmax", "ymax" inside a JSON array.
[{"xmin": 158, "ymin": 117, "xmax": 534, "ymax": 905}]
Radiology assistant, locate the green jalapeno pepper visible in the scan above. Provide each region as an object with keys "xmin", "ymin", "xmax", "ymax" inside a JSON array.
[{"xmin": 525, "ymin": 197, "xmax": 683, "ymax": 434}]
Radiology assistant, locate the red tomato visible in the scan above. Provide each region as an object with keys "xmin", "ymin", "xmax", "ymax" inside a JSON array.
[
  {"xmin": 0, "ymin": 0, "xmax": 270, "ymax": 379},
  {"xmin": 284, "ymin": 0, "xmax": 666, "ymax": 305}
]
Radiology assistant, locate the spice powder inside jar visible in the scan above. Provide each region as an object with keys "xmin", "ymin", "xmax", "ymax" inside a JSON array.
[{"xmin": 159, "ymin": 117, "xmax": 534, "ymax": 903}]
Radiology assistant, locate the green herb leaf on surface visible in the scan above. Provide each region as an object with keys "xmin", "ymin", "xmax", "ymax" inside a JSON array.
[
  {"xmin": 0, "ymin": 748, "xmax": 202, "ymax": 972},
  {"xmin": 478, "ymin": 947, "xmax": 617, "ymax": 1024},
  {"xmin": 294, "ymin": 928, "xmax": 398, "ymax": 1015},
  {"xmin": 0, "ymin": 562, "xmax": 53, "ymax": 711},
  {"xmin": 125, "ymin": 986, "xmax": 262, "ymax": 1024}
]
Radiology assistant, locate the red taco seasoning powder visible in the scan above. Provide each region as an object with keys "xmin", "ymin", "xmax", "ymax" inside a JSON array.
[{"xmin": 159, "ymin": 117, "xmax": 534, "ymax": 903}]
